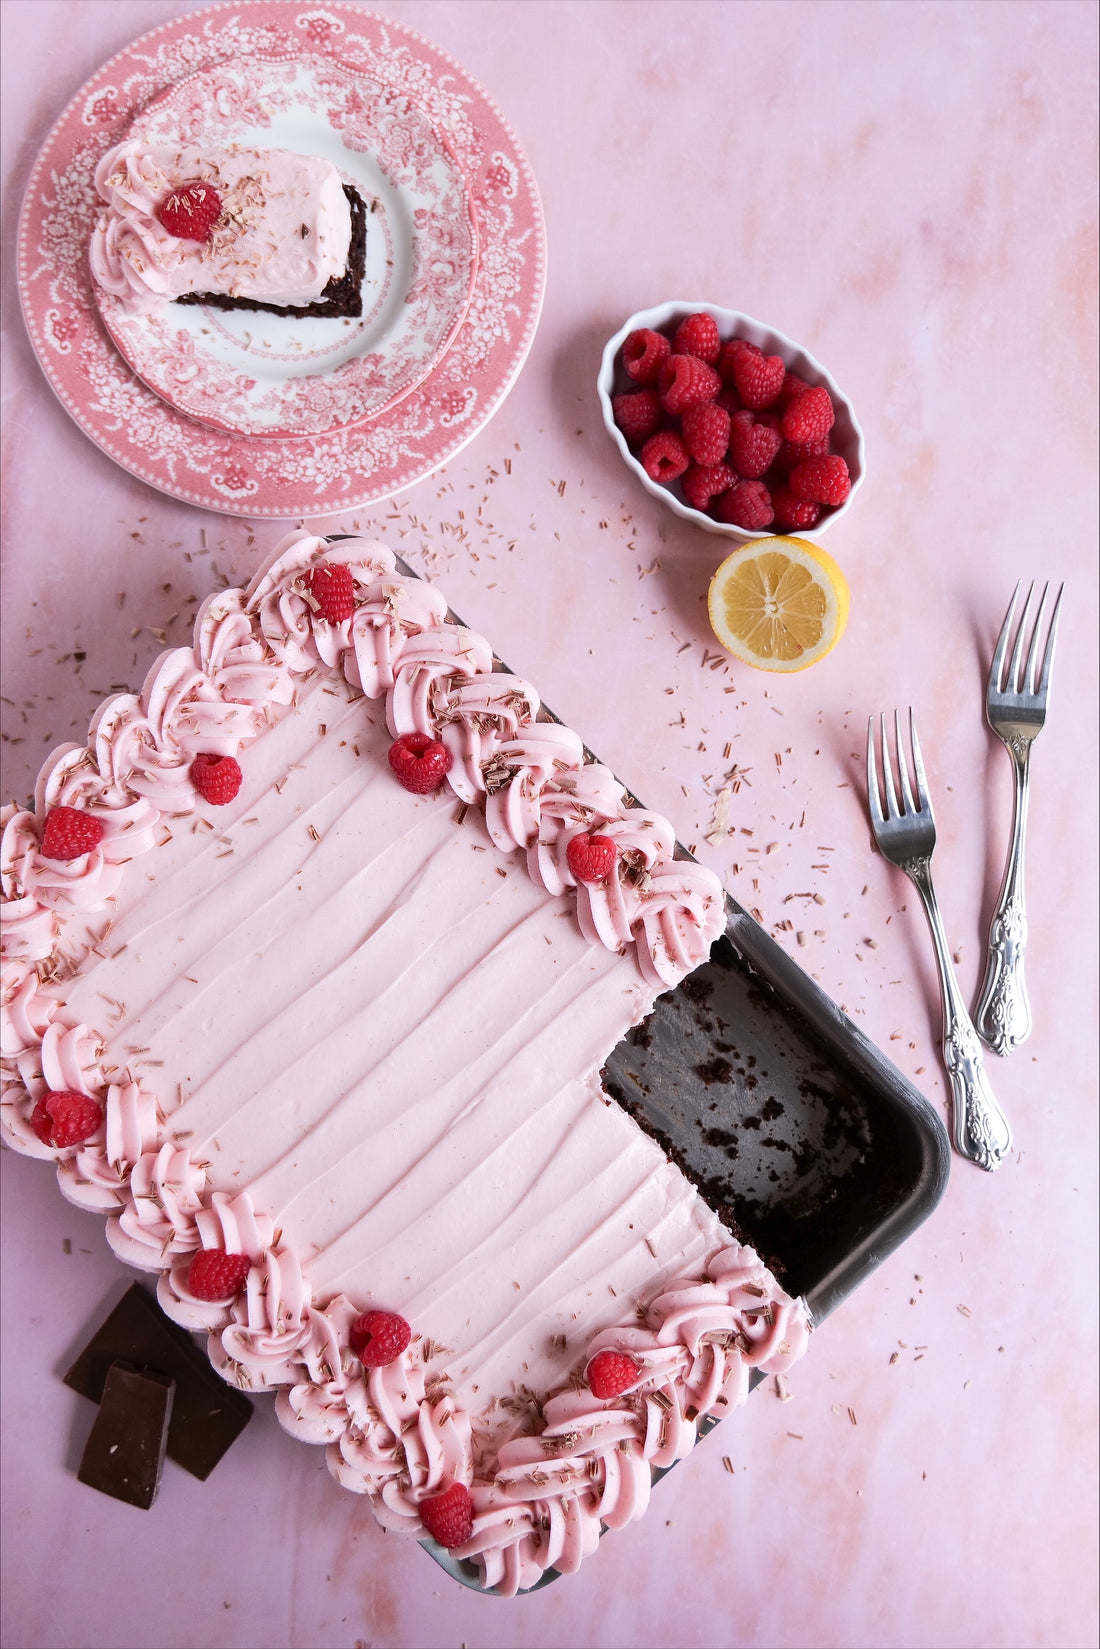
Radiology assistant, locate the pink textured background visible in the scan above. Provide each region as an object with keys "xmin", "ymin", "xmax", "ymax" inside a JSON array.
[{"xmin": 1, "ymin": 4, "xmax": 1097, "ymax": 1647}]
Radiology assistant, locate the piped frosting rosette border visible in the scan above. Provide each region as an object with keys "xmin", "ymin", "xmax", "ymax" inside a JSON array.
[{"xmin": 0, "ymin": 528, "xmax": 807, "ymax": 1590}]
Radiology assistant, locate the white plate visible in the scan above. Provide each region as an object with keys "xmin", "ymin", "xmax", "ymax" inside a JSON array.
[{"xmin": 93, "ymin": 57, "xmax": 478, "ymax": 439}]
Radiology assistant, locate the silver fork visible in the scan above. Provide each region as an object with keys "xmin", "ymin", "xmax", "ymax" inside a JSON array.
[
  {"xmin": 974, "ymin": 581, "xmax": 1063, "ymax": 1055},
  {"xmin": 867, "ymin": 710, "xmax": 1012, "ymax": 1172}
]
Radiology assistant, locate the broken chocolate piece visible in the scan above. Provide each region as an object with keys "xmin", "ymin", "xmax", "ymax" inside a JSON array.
[
  {"xmin": 64, "ymin": 1283, "xmax": 252, "ymax": 1479},
  {"xmin": 77, "ymin": 1361, "xmax": 175, "ymax": 1509}
]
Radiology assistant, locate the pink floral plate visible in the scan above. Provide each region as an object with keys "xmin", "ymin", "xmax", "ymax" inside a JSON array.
[
  {"xmin": 94, "ymin": 57, "xmax": 479, "ymax": 441},
  {"xmin": 17, "ymin": 1, "xmax": 546, "ymax": 517}
]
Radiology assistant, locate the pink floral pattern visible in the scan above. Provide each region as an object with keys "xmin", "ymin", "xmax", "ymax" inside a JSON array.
[{"xmin": 18, "ymin": 1, "xmax": 545, "ymax": 515}]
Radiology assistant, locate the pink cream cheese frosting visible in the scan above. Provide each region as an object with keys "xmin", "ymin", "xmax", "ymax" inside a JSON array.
[
  {"xmin": 89, "ymin": 138, "xmax": 353, "ymax": 315},
  {"xmin": 0, "ymin": 529, "xmax": 810, "ymax": 1593}
]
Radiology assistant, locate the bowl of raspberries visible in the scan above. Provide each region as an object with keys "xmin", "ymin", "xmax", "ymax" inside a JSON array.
[{"xmin": 598, "ymin": 301, "xmax": 864, "ymax": 540}]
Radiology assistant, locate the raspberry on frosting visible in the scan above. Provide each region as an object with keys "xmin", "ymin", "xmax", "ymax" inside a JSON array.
[
  {"xmin": 587, "ymin": 1348, "xmax": 642, "ymax": 1400},
  {"xmin": 566, "ymin": 832, "xmax": 617, "ymax": 884},
  {"xmin": 188, "ymin": 1249, "xmax": 251, "ymax": 1302},
  {"xmin": 29, "ymin": 1090, "xmax": 103, "ymax": 1150},
  {"xmin": 191, "ymin": 753, "xmax": 243, "ymax": 806},
  {"xmin": 305, "ymin": 563, "xmax": 357, "ymax": 624},
  {"xmin": 40, "ymin": 806, "xmax": 105, "ymax": 862},
  {"xmin": 419, "ymin": 1482, "xmax": 474, "ymax": 1548},
  {"xmin": 388, "ymin": 733, "xmax": 453, "ymax": 795},
  {"xmin": 349, "ymin": 1309, "xmax": 412, "ymax": 1368}
]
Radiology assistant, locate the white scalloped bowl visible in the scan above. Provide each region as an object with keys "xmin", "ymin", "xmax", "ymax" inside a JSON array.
[{"xmin": 597, "ymin": 301, "xmax": 865, "ymax": 543}]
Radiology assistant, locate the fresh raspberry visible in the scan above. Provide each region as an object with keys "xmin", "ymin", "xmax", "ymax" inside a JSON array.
[
  {"xmin": 29, "ymin": 1089, "xmax": 102, "ymax": 1149},
  {"xmin": 771, "ymin": 485, "xmax": 822, "ymax": 531},
  {"xmin": 612, "ymin": 389, "xmax": 662, "ymax": 445},
  {"xmin": 419, "ymin": 1482, "xmax": 474, "ymax": 1548},
  {"xmin": 157, "ymin": 182, "xmax": 223, "ymax": 242},
  {"xmin": 775, "ymin": 436, "xmax": 831, "ymax": 475},
  {"xmin": 729, "ymin": 349, "xmax": 786, "ymax": 410},
  {"xmin": 776, "ymin": 371, "xmax": 811, "ymax": 410},
  {"xmin": 190, "ymin": 753, "xmax": 243, "ymax": 807},
  {"xmin": 781, "ymin": 384, "xmax": 835, "ymax": 443},
  {"xmin": 682, "ymin": 461, "xmax": 737, "ymax": 513},
  {"xmin": 639, "ymin": 430, "xmax": 690, "ymax": 483},
  {"xmin": 188, "ymin": 1249, "xmax": 251, "ymax": 1302},
  {"xmin": 40, "ymin": 806, "xmax": 105, "ymax": 861},
  {"xmin": 587, "ymin": 1349, "xmax": 641, "ymax": 1400},
  {"xmin": 658, "ymin": 354, "xmax": 721, "ymax": 414},
  {"xmin": 789, "ymin": 454, "xmax": 851, "ymax": 506},
  {"xmin": 388, "ymin": 732, "xmax": 453, "ymax": 795},
  {"xmin": 718, "ymin": 337, "xmax": 760, "ymax": 385},
  {"xmin": 680, "ymin": 400, "xmax": 731, "ymax": 465},
  {"xmin": 349, "ymin": 1309, "xmax": 412, "ymax": 1368},
  {"xmin": 728, "ymin": 410, "xmax": 782, "ymax": 479},
  {"xmin": 566, "ymin": 832, "xmax": 616, "ymax": 884},
  {"xmin": 715, "ymin": 480, "xmax": 775, "ymax": 530},
  {"xmin": 306, "ymin": 563, "xmax": 356, "ymax": 624},
  {"xmin": 671, "ymin": 311, "xmax": 721, "ymax": 364},
  {"xmin": 716, "ymin": 386, "xmax": 741, "ymax": 416},
  {"xmin": 621, "ymin": 328, "xmax": 670, "ymax": 384}
]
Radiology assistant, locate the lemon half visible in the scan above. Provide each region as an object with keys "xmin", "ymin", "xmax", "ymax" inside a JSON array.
[{"xmin": 707, "ymin": 536, "xmax": 850, "ymax": 672}]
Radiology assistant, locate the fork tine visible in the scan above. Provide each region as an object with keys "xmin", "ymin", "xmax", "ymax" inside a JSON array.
[
  {"xmin": 909, "ymin": 712, "xmax": 933, "ymax": 813},
  {"xmin": 866, "ymin": 716, "xmax": 884, "ymax": 823},
  {"xmin": 1006, "ymin": 581, "xmax": 1037, "ymax": 694},
  {"xmin": 894, "ymin": 709, "xmax": 918, "ymax": 815},
  {"xmin": 989, "ymin": 580, "xmax": 1021, "ymax": 693},
  {"xmin": 880, "ymin": 713, "xmax": 901, "ymax": 818},
  {"xmin": 1034, "ymin": 581, "xmax": 1063, "ymax": 699}
]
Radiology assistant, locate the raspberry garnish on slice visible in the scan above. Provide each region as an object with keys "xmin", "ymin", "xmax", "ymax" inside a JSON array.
[
  {"xmin": 29, "ymin": 1090, "xmax": 103, "ymax": 1149},
  {"xmin": 40, "ymin": 806, "xmax": 105, "ymax": 862},
  {"xmin": 586, "ymin": 1349, "xmax": 642, "ymax": 1400},
  {"xmin": 191, "ymin": 754, "xmax": 243, "ymax": 807},
  {"xmin": 388, "ymin": 733, "xmax": 453, "ymax": 795},
  {"xmin": 188, "ymin": 1249, "xmax": 251, "ymax": 1302},
  {"xmin": 419, "ymin": 1482, "xmax": 474, "ymax": 1549},
  {"xmin": 349, "ymin": 1309, "xmax": 412, "ymax": 1368},
  {"xmin": 305, "ymin": 563, "xmax": 356, "ymax": 624},
  {"xmin": 566, "ymin": 832, "xmax": 617, "ymax": 884},
  {"xmin": 157, "ymin": 182, "xmax": 223, "ymax": 242}
]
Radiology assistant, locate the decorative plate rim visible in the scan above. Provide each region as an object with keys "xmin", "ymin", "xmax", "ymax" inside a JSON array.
[{"xmin": 17, "ymin": 1, "xmax": 546, "ymax": 518}]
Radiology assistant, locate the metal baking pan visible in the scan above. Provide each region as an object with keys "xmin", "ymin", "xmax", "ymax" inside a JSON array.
[{"xmin": 376, "ymin": 549, "xmax": 951, "ymax": 1593}]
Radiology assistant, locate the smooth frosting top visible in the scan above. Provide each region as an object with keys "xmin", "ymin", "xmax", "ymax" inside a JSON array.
[{"xmin": 89, "ymin": 139, "xmax": 353, "ymax": 314}]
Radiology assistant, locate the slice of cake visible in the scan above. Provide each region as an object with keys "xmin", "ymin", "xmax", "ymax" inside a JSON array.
[
  {"xmin": 89, "ymin": 138, "xmax": 366, "ymax": 318},
  {"xmin": 0, "ymin": 529, "xmax": 810, "ymax": 1594}
]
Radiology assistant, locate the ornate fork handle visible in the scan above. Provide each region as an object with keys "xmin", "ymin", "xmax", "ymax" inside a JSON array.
[
  {"xmin": 974, "ymin": 736, "xmax": 1032, "ymax": 1054},
  {"xmin": 905, "ymin": 855, "xmax": 1013, "ymax": 1171}
]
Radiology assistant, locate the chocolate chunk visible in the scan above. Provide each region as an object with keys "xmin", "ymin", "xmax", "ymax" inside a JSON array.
[
  {"xmin": 64, "ymin": 1284, "xmax": 252, "ymax": 1479},
  {"xmin": 77, "ymin": 1361, "xmax": 175, "ymax": 1509}
]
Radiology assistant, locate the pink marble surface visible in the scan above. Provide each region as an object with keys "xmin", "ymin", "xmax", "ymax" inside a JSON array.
[{"xmin": 1, "ymin": 2, "xmax": 1097, "ymax": 1646}]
